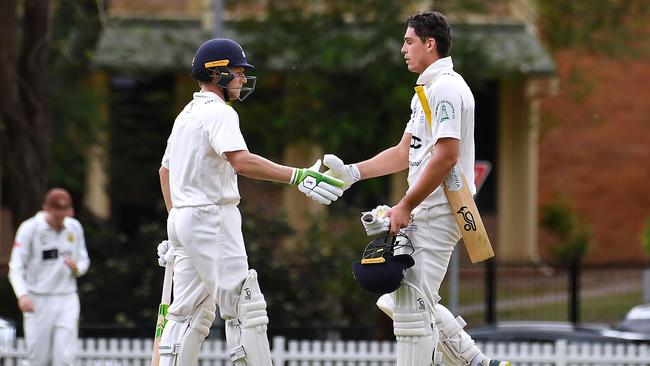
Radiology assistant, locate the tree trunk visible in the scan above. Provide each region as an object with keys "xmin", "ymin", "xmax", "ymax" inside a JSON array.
[{"xmin": 0, "ymin": 0, "xmax": 51, "ymax": 226}]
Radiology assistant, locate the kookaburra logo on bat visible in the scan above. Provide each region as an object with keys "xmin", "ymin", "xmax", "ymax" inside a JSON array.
[{"xmin": 456, "ymin": 206, "xmax": 477, "ymax": 231}]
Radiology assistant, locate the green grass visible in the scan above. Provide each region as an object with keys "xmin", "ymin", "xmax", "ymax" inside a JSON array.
[
  {"xmin": 437, "ymin": 267, "xmax": 646, "ymax": 328},
  {"xmin": 447, "ymin": 289, "xmax": 644, "ymax": 328}
]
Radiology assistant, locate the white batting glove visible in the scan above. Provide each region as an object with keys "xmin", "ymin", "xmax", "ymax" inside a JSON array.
[
  {"xmin": 323, "ymin": 154, "xmax": 361, "ymax": 190},
  {"xmin": 360, "ymin": 205, "xmax": 391, "ymax": 236},
  {"xmin": 157, "ymin": 240, "xmax": 174, "ymax": 267},
  {"xmin": 290, "ymin": 159, "xmax": 345, "ymax": 205}
]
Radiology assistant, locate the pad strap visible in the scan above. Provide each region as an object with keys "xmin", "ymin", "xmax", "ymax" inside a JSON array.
[
  {"xmin": 436, "ymin": 305, "xmax": 480, "ymax": 364},
  {"xmin": 226, "ymin": 269, "xmax": 273, "ymax": 365}
]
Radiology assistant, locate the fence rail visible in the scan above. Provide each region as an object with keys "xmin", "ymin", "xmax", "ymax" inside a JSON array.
[{"xmin": 2, "ymin": 337, "xmax": 650, "ymax": 365}]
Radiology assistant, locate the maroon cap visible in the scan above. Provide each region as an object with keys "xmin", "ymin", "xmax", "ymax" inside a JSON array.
[{"xmin": 44, "ymin": 188, "xmax": 73, "ymax": 210}]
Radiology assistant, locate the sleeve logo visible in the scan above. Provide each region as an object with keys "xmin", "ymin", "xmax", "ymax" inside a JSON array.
[{"xmin": 435, "ymin": 100, "xmax": 455, "ymax": 123}]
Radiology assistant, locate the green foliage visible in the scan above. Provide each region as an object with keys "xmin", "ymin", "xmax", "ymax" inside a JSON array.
[
  {"xmin": 536, "ymin": 0, "xmax": 650, "ymax": 56},
  {"xmin": 47, "ymin": 0, "xmax": 106, "ymax": 194},
  {"xmin": 245, "ymin": 209, "xmax": 379, "ymax": 338},
  {"xmin": 641, "ymin": 217, "xmax": 650, "ymax": 256},
  {"xmin": 540, "ymin": 198, "xmax": 591, "ymax": 262},
  {"xmin": 78, "ymin": 218, "xmax": 166, "ymax": 333},
  {"xmin": 49, "ymin": 84, "xmax": 107, "ymax": 194}
]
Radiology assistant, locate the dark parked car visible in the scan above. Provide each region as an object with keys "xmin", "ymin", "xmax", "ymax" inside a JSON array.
[
  {"xmin": 467, "ymin": 321, "xmax": 650, "ymax": 344},
  {"xmin": 616, "ymin": 303, "xmax": 650, "ymax": 334}
]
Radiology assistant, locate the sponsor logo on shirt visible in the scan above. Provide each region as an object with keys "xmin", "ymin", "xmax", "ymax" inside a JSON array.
[
  {"xmin": 42, "ymin": 249, "xmax": 59, "ymax": 260},
  {"xmin": 410, "ymin": 136, "xmax": 422, "ymax": 149},
  {"xmin": 67, "ymin": 233, "xmax": 75, "ymax": 243}
]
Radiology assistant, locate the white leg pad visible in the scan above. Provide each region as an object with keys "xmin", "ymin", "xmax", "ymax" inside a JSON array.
[
  {"xmin": 393, "ymin": 282, "xmax": 436, "ymax": 366},
  {"xmin": 435, "ymin": 304, "xmax": 481, "ymax": 366},
  {"xmin": 377, "ymin": 296, "xmax": 481, "ymax": 366},
  {"xmin": 159, "ymin": 301, "xmax": 216, "ymax": 366},
  {"xmin": 225, "ymin": 269, "xmax": 272, "ymax": 366}
]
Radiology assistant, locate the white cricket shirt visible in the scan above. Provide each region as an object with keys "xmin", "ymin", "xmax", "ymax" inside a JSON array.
[
  {"xmin": 8, "ymin": 212, "xmax": 90, "ymax": 297},
  {"xmin": 404, "ymin": 57, "xmax": 476, "ymax": 208},
  {"xmin": 161, "ymin": 91, "xmax": 248, "ymax": 207}
]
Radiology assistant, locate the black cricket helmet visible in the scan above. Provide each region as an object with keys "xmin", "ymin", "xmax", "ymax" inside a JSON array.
[
  {"xmin": 191, "ymin": 38, "xmax": 256, "ymax": 101},
  {"xmin": 351, "ymin": 232, "xmax": 415, "ymax": 294}
]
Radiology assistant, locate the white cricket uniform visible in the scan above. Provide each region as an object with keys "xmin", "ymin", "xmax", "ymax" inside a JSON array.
[
  {"xmin": 401, "ymin": 56, "xmax": 475, "ymax": 306},
  {"xmin": 398, "ymin": 57, "xmax": 479, "ymax": 366},
  {"xmin": 8, "ymin": 211, "xmax": 90, "ymax": 366},
  {"xmin": 161, "ymin": 91, "xmax": 250, "ymax": 321}
]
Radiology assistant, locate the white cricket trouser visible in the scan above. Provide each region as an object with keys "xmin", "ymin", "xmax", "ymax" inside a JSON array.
[
  {"xmin": 398, "ymin": 203, "xmax": 460, "ymax": 317},
  {"xmin": 23, "ymin": 293, "xmax": 79, "ymax": 366},
  {"xmin": 166, "ymin": 204, "xmax": 250, "ymax": 320}
]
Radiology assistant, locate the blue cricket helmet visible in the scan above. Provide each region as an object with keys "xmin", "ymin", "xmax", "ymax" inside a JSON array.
[
  {"xmin": 191, "ymin": 38, "xmax": 256, "ymax": 101},
  {"xmin": 191, "ymin": 38, "xmax": 254, "ymax": 77},
  {"xmin": 351, "ymin": 233, "xmax": 415, "ymax": 294}
]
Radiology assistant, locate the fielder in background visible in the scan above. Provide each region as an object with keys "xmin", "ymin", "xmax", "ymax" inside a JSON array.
[
  {"xmin": 323, "ymin": 11, "xmax": 510, "ymax": 366},
  {"xmin": 156, "ymin": 38, "xmax": 343, "ymax": 366},
  {"xmin": 8, "ymin": 188, "xmax": 90, "ymax": 366}
]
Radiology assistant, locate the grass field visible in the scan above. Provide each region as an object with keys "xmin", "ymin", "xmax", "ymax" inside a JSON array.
[{"xmin": 438, "ymin": 263, "xmax": 647, "ymax": 328}]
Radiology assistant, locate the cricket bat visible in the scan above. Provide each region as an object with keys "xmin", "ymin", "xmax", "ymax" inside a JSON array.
[
  {"xmin": 151, "ymin": 260, "xmax": 173, "ymax": 366},
  {"xmin": 414, "ymin": 85, "xmax": 494, "ymax": 263},
  {"xmin": 442, "ymin": 165, "xmax": 495, "ymax": 262}
]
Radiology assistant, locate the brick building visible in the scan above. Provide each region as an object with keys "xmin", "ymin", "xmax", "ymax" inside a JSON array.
[{"xmin": 538, "ymin": 49, "xmax": 650, "ymax": 262}]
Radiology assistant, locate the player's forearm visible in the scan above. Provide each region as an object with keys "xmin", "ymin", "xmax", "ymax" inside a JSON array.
[
  {"xmin": 8, "ymin": 268, "xmax": 28, "ymax": 299},
  {"xmin": 357, "ymin": 135, "xmax": 410, "ymax": 179},
  {"xmin": 75, "ymin": 254, "xmax": 90, "ymax": 277},
  {"xmin": 159, "ymin": 166, "xmax": 173, "ymax": 212},
  {"xmin": 227, "ymin": 150, "xmax": 293, "ymax": 183},
  {"xmin": 357, "ymin": 147, "xmax": 407, "ymax": 179}
]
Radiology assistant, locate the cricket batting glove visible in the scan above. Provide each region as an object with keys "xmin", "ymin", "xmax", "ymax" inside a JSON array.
[
  {"xmin": 291, "ymin": 159, "xmax": 345, "ymax": 205},
  {"xmin": 157, "ymin": 240, "xmax": 174, "ymax": 267},
  {"xmin": 361, "ymin": 204, "xmax": 391, "ymax": 236},
  {"xmin": 323, "ymin": 154, "xmax": 361, "ymax": 190}
]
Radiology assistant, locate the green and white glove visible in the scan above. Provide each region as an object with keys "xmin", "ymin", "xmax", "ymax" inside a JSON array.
[
  {"xmin": 291, "ymin": 159, "xmax": 345, "ymax": 205},
  {"xmin": 323, "ymin": 154, "xmax": 361, "ymax": 190}
]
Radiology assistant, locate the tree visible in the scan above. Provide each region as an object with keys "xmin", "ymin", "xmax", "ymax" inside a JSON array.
[
  {"xmin": 0, "ymin": 0, "xmax": 104, "ymax": 227},
  {"xmin": 0, "ymin": 0, "xmax": 52, "ymax": 225}
]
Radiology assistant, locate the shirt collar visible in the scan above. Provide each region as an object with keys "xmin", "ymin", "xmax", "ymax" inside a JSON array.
[
  {"xmin": 35, "ymin": 211, "xmax": 69, "ymax": 232},
  {"xmin": 416, "ymin": 56, "xmax": 454, "ymax": 85},
  {"xmin": 193, "ymin": 90, "xmax": 226, "ymax": 104}
]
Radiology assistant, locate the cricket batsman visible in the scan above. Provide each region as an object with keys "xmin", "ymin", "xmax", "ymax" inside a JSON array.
[
  {"xmin": 156, "ymin": 38, "xmax": 343, "ymax": 365},
  {"xmin": 324, "ymin": 11, "xmax": 510, "ymax": 366}
]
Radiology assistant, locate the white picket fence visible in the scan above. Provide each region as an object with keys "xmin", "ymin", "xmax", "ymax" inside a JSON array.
[{"xmin": 2, "ymin": 337, "xmax": 650, "ymax": 365}]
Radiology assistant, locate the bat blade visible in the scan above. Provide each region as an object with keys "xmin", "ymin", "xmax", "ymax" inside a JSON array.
[{"xmin": 443, "ymin": 166, "xmax": 494, "ymax": 263}]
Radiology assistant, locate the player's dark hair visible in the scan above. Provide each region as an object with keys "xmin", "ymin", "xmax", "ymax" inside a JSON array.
[{"xmin": 406, "ymin": 11, "xmax": 452, "ymax": 57}]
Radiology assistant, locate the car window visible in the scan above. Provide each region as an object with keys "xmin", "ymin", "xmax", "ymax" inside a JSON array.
[{"xmin": 617, "ymin": 319, "xmax": 650, "ymax": 333}]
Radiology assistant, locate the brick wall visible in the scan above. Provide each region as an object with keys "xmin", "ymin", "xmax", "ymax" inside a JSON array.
[{"xmin": 538, "ymin": 49, "xmax": 650, "ymax": 263}]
